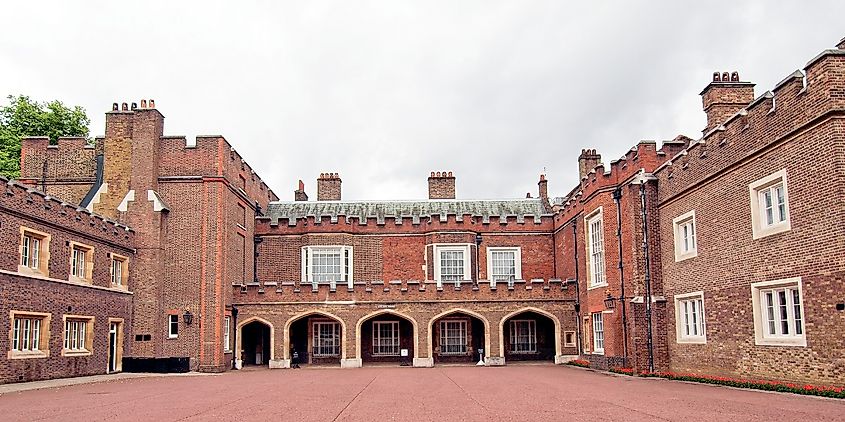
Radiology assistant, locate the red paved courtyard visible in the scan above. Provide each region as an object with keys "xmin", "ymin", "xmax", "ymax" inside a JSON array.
[{"xmin": 1, "ymin": 365, "xmax": 843, "ymax": 421}]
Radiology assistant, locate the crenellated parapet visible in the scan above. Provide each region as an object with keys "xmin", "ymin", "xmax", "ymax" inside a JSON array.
[
  {"xmin": 654, "ymin": 40, "xmax": 845, "ymax": 204},
  {"xmin": 233, "ymin": 277, "xmax": 573, "ymax": 302},
  {"xmin": 553, "ymin": 139, "xmax": 680, "ymax": 222},
  {"xmin": 257, "ymin": 198, "xmax": 555, "ymax": 234},
  {"xmin": 1, "ymin": 176, "xmax": 133, "ymax": 245}
]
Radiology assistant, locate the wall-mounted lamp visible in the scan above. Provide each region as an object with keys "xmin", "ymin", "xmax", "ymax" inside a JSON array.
[{"xmin": 183, "ymin": 309, "xmax": 194, "ymax": 325}]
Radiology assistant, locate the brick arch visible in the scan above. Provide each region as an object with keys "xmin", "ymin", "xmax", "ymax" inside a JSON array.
[
  {"xmin": 236, "ymin": 316, "xmax": 275, "ymax": 363},
  {"xmin": 283, "ymin": 310, "xmax": 347, "ymax": 359},
  {"xmin": 355, "ymin": 309, "xmax": 419, "ymax": 360},
  {"xmin": 497, "ymin": 307, "xmax": 562, "ymax": 359},
  {"xmin": 427, "ymin": 308, "xmax": 492, "ymax": 360}
]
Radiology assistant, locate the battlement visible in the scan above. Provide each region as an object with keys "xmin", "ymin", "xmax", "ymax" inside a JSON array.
[
  {"xmin": 554, "ymin": 139, "xmax": 676, "ymax": 220},
  {"xmin": 654, "ymin": 37, "xmax": 845, "ymax": 203},
  {"xmin": 233, "ymin": 277, "xmax": 571, "ymax": 301},
  {"xmin": 0, "ymin": 176, "xmax": 134, "ymax": 245}
]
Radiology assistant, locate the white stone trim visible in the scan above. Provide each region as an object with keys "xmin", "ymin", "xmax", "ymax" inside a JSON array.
[
  {"xmin": 673, "ymin": 291, "xmax": 706, "ymax": 344},
  {"xmin": 751, "ymin": 277, "xmax": 806, "ymax": 347},
  {"xmin": 749, "ymin": 169, "xmax": 791, "ymax": 239},
  {"xmin": 672, "ymin": 210, "xmax": 698, "ymax": 262}
]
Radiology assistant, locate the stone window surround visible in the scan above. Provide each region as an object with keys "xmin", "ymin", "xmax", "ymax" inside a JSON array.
[
  {"xmin": 751, "ymin": 277, "xmax": 806, "ymax": 347},
  {"xmin": 672, "ymin": 210, "xmax": 698, "ymax": 262},
  {"xmin": 674, "ymin": 291, "xmax": 706, "ymax": 344},
  {"xmin": 8, "ymin": 310, "xmax": 51, "ymax": 360},
  {"xmin": 62, "ymin": 314, "xmax": 95, "ymax": 357},
  {"xmin": 585, "ymin": 207, "xmax": 606, "ymax": 289},
  {"xmin": 486, "ymin": 246, "xmax": 523, "ymax": 283},
  {"xmin": 749, "ymin": 169, "xmax": 792, "ymax": 239},
  {"xmin": 68, "ymin": 240, "xmax": 95, "ymax": 283},
  {"xmin": 18, "ymin": 226, "xmax": 51, "ymax": 277}
]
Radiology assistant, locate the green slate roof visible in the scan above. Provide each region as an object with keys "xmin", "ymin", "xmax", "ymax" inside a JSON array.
[{"xmin": 265, "ymin": 199, "xmax": 551, "ymax": 226}]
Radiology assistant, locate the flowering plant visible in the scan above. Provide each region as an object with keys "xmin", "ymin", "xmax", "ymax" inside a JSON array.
[
  {"xmin": 566, "ymin": 359, "xmax": 591, "ymax": 368},
  {"xmin": 609, "ymin": 367, "xmax": 634, "ymax": 375},
  {"xmin": 640, "ymin": 371, "xmax": 845, "ymax": 399}
]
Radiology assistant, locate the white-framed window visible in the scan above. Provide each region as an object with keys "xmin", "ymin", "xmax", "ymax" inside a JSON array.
[
  {"xmin": 110, "ymin": 254, "xmax": 128, "ymax": 287},
  {"xmin": 301, "ymin": 246, "xmax": 353, "ymax": 286},
  {"xmin": 585, "ymin": 208, "xmax": 606, "ymax": 288},
  {"xmin": 591, "ymin": 313, "xmax": 604, "ymax": 354},
  {"xmin": 312, "ymin": 321, "xmax": 341, "ymax": 357},
  {"xmin": 674, "ymin": 292, "xmax": 706, "ymax": 344},
  {"xmin": 168, "ymin": 314, "xmax": 179, "ymax": 339},
  {"xmin": 564, "ymin": 331, "xmax": 576, "ymax": 347},
  {"xmin": 224, "ymin": 316, "xmax": 231, "ymax": 352},
  {"xmin": 63, "ymin": 316, "xmax": 94, "ymax": 355},
  {"xmin": 9, "ymin": 311, "xmax": 50, "ymax": 359},
  {"xmin": 372, "ymin": 321, "xmax": 400, "ymax": 356},
  {"xmin": 509, "ymin": 319, "xmax": 537, "ymax": 353},
  {"xmin": 433, "ymin": 244, "xmax": 471, "ymax": 286},
  {"xmin": 19, "ymin": 227, "xmax": 51, "ymax": 276},
  {"xmin": 751, "ymin": 277, "xmax": 806, "ymax": 347},
  {"xmin": 672, "ymin": 210, "xmax": 698, "ymax": 261},
  {"xmin": 749, "ymin": 169, "xmax": 791, "ymax": 239},
  {"xmin": 439, "ymin": 320, "xmax": 467, "ymax": 355},
  {"xmin": 69, "ymin": 241, "xmax": 94, "ymax": 282},
  {"xmin": 486, "ymin": 247, "xmax": 522, "ymax": 282}
]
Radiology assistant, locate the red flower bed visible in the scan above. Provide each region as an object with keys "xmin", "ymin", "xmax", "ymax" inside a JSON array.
[
  {"xmin": 608, "ymin": 367, "xmax": 634, "ymax": 375},
  {"xmin": 640, "ymin": 371, "xmax": 845, "ymax": 399},
  {"xmin": 566, "ymin": 359, "xmax": 591, "ymax": 368}
]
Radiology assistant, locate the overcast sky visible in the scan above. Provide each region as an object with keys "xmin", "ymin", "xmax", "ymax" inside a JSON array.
[{"xmin": 3, "ymin": 1, "xmax": 843, "ymax": 201}]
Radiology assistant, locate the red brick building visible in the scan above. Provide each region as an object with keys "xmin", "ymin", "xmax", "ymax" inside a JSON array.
[
  {"xmin": 4, "ymin": 37, "xmax": 843, "ymax": 386},
  {"xmin": 0, "ymin": 176, "xmax": 134, "ymax": 384}
]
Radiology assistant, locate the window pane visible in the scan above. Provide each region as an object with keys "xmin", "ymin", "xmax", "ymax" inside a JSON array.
[
  {"xmin": 775, "ymin": 184, "xmax": 786, "ymax": 223},
  {"xmin": 792, "ymin": 289, "xmax": 802, "ymax": 335},
  {"xmin": 778, "ymin": 290, "xmax": 789, "ymax": 335},
  {"xmin": 765, "ymin": 292, "xmax": 776, "ymax": 335}
]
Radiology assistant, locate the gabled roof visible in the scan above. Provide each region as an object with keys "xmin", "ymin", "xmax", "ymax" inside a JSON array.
[{"xmin": 265, "ymin": 198, "xmax": 551, "ymax": 226}]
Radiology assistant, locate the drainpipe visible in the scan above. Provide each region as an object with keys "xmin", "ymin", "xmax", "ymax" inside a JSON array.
[
  {"xmin": 231, "ymin": 306, "xmax": 239, "ymax": 370},
  {"xmin": 613, "ymin": 188, "xmax": 629, "ymax": 365},
  {"xmin": 637, "ymin": 175, "xmax": 655, "ymax": 373},
  {"xmin": 572, "ymin": 221, "xmax": 582, "ymax": 356}
]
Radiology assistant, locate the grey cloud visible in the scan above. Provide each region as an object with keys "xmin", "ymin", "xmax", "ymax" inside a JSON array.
[{"xmin": 2, "ymin": 1, "xmax": 842, "ymax": 200}]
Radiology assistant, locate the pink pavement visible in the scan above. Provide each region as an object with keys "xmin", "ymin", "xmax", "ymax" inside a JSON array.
[{"xmin": 1, "ymin": 365, "xmax": 843, "ymax": 421}]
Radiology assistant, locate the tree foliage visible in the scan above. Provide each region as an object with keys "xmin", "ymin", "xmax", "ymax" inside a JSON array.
[{"xmin": 0, "ymin": 95, "xmax": 91, "ymax": 179}]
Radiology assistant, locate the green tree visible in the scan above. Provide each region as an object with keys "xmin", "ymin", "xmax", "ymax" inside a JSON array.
[{"xmin": 0, "ymin": 95, "xmax": 90, "ymax": 179}]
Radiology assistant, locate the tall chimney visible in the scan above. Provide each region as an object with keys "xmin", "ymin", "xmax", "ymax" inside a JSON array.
[
  {"xmin": 578, "ymin": 149, "xmax": 601, "ymax": 180},
  {"xmin": 428, "ymin": 171, "xmax": 456, "ymax": 199},
  {"xmin": 538, "ymin": 174, "xmax": 548, "ymax": 199},
  {"xmin": 294, "ymin": 180, "xmax": 308, "ymax": 201},
  {"xmin": 317, "ymin": 173, "xmax": 341, "ymax": 201},
  {"xmin": 700, "ymin": 71, "xmax": 754, "ymax": 134}
]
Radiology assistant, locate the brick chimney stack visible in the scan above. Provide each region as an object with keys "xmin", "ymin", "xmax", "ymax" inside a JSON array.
[
  {"xmin": 700, "ymin": 71, "xmax": 755, "ymax": 134},
  {"xmin": 317, "ymin": 173, "xmax": 341, "ymax": 201},
  {"xmin": 294, "ymin": 180, "xmax": 308, "ymax": 201},
  {"xmin": 538, "ymin": 174, "xmax": 548, "ymax": 199},
  {"xmin": 578, "ymin": 149, "xmax": 601, "ymax": 180},
  {"xmin": 428, "ymin": 171, "xmax": 456, "ymax": 199}
]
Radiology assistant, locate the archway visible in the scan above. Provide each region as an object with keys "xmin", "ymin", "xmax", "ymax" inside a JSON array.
[
  {"xmin": 285, "ymin": 311, "xmax": 346, "ymax": 367},
  {"xmin": 429, "ymin": 309, "xmax": 490, "ymax": 365},
  {"xmin": 499, "ymin": 308, "xmax": 561, "ymax": 363},
  {"xmin": 356, "ymin": 310, "xmax": 418, "ymax": 366},
  {"xmin": 240, "ymin": 319, "xmax": 272, "ymax": 367}
]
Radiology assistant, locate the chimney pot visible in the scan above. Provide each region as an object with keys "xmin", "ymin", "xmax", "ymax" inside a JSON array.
[
  {"xmin": 141, "ymin": 99, "xmax": 147, "ymax": 108},
  {"xmin": 317, "ymin": 172, "xmax": 341, "ymax": 201},
  {"xmin": 149, "ymin": 99, "xmax": 155, "ymax": 108},
  {"xmin": 121, "ymin": 102, "xmax": 128, "ymax": 111},
  {"xmin": 700, "ymin": 71, "xmax": 755, "ymax": 134},
  {"xmin": 428, "ymin": 170, "xmax": 456, "ymax": 199},
  {"xmin": 112, "ymin": 103, "xmax": 119, "ymax": 111},
  {"xmin": 295, "ymin": 179, "xmax": 308, "ymax": 201},
  {"xmin": 131, "ymin": 102, "xmax": 138, "ymax": 110},
  {"xmin": 713, "ymin": 71, "xmax": 721, "ymax": 82}
]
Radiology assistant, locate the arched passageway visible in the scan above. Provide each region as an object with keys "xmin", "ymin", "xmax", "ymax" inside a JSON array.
[
  {"xmin": 431, "ymin": 311, "xmax": 488, "ymax": 365},
  {"xmin": 502, "ymin": 310, "xmax": 557, "ymax": 362},
  {"xmin": 241, "ymin": 320, "xmax": 272, "ymax": 366},
  {"xmin": 358, "ymin": 311, "xmax": 417, "ymax": 366},
  {"xmin": 288, "ymin": 313, "xmax": 344, "ymax": 366}
]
